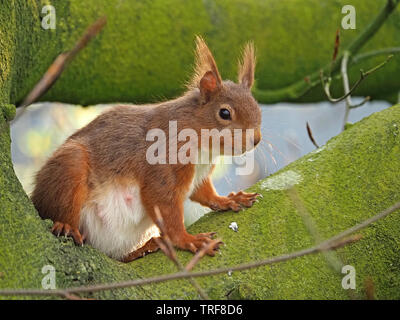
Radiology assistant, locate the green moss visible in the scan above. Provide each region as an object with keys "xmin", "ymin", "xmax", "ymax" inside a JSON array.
[
  {"xmin": 344, "ymin": 122, "xmax": 355, "ymax": 130},
  {"xmin": 0, "ymin": 104, "xmax": 16, "ymax": 121},
  {"xmin": 1, "ymin": 0, "xmax": 400, "ymax": 105},
  {"xmin": 1, "ymin": 105, "xmax": 400, "ymax": 299}
]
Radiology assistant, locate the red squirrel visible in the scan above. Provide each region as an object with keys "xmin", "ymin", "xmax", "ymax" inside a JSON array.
[{"xmin": 31, "ymin": 36, "xmax": 262, "ymax": 262}]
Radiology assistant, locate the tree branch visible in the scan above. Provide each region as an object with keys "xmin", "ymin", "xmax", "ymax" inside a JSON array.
[
  {"xmin": 351, "ymin": 47, "xmax": 400, "ymax": 65},
  {"xmin": 12, "ymin": 16, "xmax": 107, "ymax": 122},
  {"xmin": 320, "ymin": 54, "xmax": 392, "ymax": 104},
  {"xmin": 254, "ymin": 0, "xmax": 399, "ymax": 104},
  {"xmin": 1, "ymin": 201, "xmax": 398, "ymax": 299}
]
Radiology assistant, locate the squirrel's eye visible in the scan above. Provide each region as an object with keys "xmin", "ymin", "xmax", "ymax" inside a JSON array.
[{"xmin": 219, "ymin": 108, "xmax": 231, "ymax": 120}]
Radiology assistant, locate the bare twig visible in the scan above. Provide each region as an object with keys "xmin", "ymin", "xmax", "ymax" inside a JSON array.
[
  {"xmin": 63, "ymin": 293, "xmax": 94, "ymax": 300},
  {"xmin": 153, "ymin": 206, "xmax": 209, "ymax": 300},
  {"xmin": 185, "ymin": 241, "xmax": 218, "ymax": 272},
  {"xmin": 287, "ymin": 187, "xmax": 361, "ymax": 300},
  {"xmin": 348, "ymin": 96, "xmax": 371, "ymax": 109},
  {"xmin": 287, "ymin": 188, "xmax": 345, "ymax": 273},
  {"xmin": 340, "ymin": 52, "xmax": 393, "ymax": 129},
  {"xmin": 0, "ymin": 201, "xmax": 398, "ymax": 299},
  {"xmin": 254, "ymin": 0, "xmax": 399, "ymax": 104},
  {"xmin": 306, "ymin": 122, "xmax": 319, "ymax": 149},
  {"xmin": 330, "ymin": 29, "xmax": 340, "ymax": 74},
  {"xmin": 339, "ymin": 51, "xmax": 371, "ymax": 128},
  {"xmin": 320, "ymin": 54, "xmax": 393, "ymax": 104},
  {"xmin": 12, "ymin": 16, "xmax": 107, "ymax": 122},
  {"xmin": 351, "ymin": 47, "xmax": 400, "ymax": 65},
  {"xmin": 364, "ymin": 277, "xmax": 375, "ymax": 300},
  {"xmin": 153, "ymin": 208, "xmax": 177, "ymax": 261},
  {"xmin": 341, "ymin": 51, "xmax": 353, "ymax": 129},
  {"xmin": 324, "ymin": 234, "xmax": 363, "ymax": 250}
]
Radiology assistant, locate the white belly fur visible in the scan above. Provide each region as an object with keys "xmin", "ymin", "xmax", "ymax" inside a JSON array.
[{"xmin": 79, "ymin": 163, "xmax": 214, "ymax": 260}]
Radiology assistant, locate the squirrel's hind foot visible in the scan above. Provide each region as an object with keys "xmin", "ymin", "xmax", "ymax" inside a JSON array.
[
  {"xmin": 121, "ymin": 237, "xmax": 161, "ymax": 263},
  {"xmin": 177, "ymin": 233, "xmax": 223, "ymax": 257},
  {"xmin": 51, "ymin": 221, "xmax": 85, "ymax": 246}
]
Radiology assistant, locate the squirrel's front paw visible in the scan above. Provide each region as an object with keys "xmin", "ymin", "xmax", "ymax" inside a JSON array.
[
  {"xmin": 51, "ymin": 221, "xmax": 85, "ymax": 246},
  {"xmin": 209, "ymin": 198, "xmax": 241, "ymax": 212},
  {"xmin": 227, "ymin": 191, "xmax": 261, "ymax": 208},
  {"xmin": 209, "ymin": 191, "xmax": 261, "ymax": 212}
]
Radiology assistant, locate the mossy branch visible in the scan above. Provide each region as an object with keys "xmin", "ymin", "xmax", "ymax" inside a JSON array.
[
  {"xmin": 13, "ymin": 16, "xmax": 107, "ymax": 122},
  {"xmin": 153, "ymin": 207, "xmax": 210, "ymax": 300},
  {"xmin": 0, "ymin": 200, "xmax": 398, "ymax": 299},
  {"xmin": 253, "ymin": 0, "xmax": 400, "ymax": 104}
]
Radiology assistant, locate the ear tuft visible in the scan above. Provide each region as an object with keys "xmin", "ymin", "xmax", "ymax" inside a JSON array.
[
  {"xmin": 188, "ymin": 35, "xmax": 222, "ymax": 91},
  {"xmin": 238, "ymin": 42, "xmax": 256, "ymax": 89}
]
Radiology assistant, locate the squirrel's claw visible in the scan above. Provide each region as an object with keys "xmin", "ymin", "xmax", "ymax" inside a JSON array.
[
  {"xmin": 227, "ymin": 191, "xmax": 261, "ymax": 208},
  {"xmin": 51, "ymin": 221, "xmax": 84, "ymax": 246},
  {"xmin": 209, "ymin": 191, "xmax": 261, "ymax": 212},
  {"xmin": 210, "ymin": 200, "xmax": 241, "ymax": 212},
  {"xmin": 195, "ymin": 232, "xmax": 217, "ymax": 239},
  {"xmin": 178, "ymin": 234, "xmax": 223, "ymax": 256}
]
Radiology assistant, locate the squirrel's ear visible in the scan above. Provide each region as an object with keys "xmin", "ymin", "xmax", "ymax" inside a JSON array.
[
  {"xmin": 188, "ymin": 35, "xmax": 222, "ymax": 92},
  {"xmin": 238, "ymin": 42, "xmax": 256, "ymax": 89},
  {"xmin": 199, "ymin": 71, "xmax": 220, "ymax": 103}
]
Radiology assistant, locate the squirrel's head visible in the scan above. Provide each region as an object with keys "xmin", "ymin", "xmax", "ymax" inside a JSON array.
[{"xmin": 188, "ymin": 36, "xmax": 262, "ymax": 156}]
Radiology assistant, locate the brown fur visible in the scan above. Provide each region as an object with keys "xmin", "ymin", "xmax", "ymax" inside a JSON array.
[
  {"xmin": 31, "ymin": 36, "xmax": 262, "ymax": 260},
  {"xmin": 238, "ymin": 42, "xmax": 256, "ymax": 89},
  {"xmin": 187, "ymin": 36, "xmax": 223, "ymax": 90}
]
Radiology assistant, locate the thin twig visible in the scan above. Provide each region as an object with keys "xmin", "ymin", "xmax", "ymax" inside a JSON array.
[
  {"xmin": 153, "ymin": 206, "xmax": 209, "ymax": 300},
  {"xmin": 348, "ymin": 96, "xmax": 371, "ymax": 109},
  {"xmin": 351, "ymin": 47, "xmax": 400, "ymax": 65},
  {"xmin": 185, "ymin": 241, "xmax": 218, "ymax": 272},
  {"xmin": 364, "ymin": 277, "xmax": 375, "ymax": 300},
  {"xmin": 341, "ymin": 51, "xmax": 353, "ymax": 129},
  {"xmin": 306, "ymin": 122, "xmax": 319, "ymax": 149},
  {"xmin": 330, "ymin": 29, "xmax": 340, "ymax": 74},
  {"xmin": 0, "ymin": 201, "xmax": 399, "ymax": 298},
  {"xmin": 12, "ymin": 16, "xmax": 107, "ymax": 122},
  {"xmin": 288, "ymin": 188, "xmax": 360, "ymax": 300},
  {"xmin": 63, "ymin": 293, "xmax": 94, "ymax": 300},
  {"xmin": 340, "ymin": 51, "xmax": 371, "ymax": 125},
  {"xmin": 340, "ymin": 52, "xmax": 393, "ymax": 129},
  {"xmin": 254, "ymin": 0, "xmax": 399, "ymax": 103},
  {"xmin": 320, "ymin": 54, "xmax": 393, "ymax": 104},
  {"xmin": 287, "ymin": 188, "xmax": 345, "ymax": 273}
]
